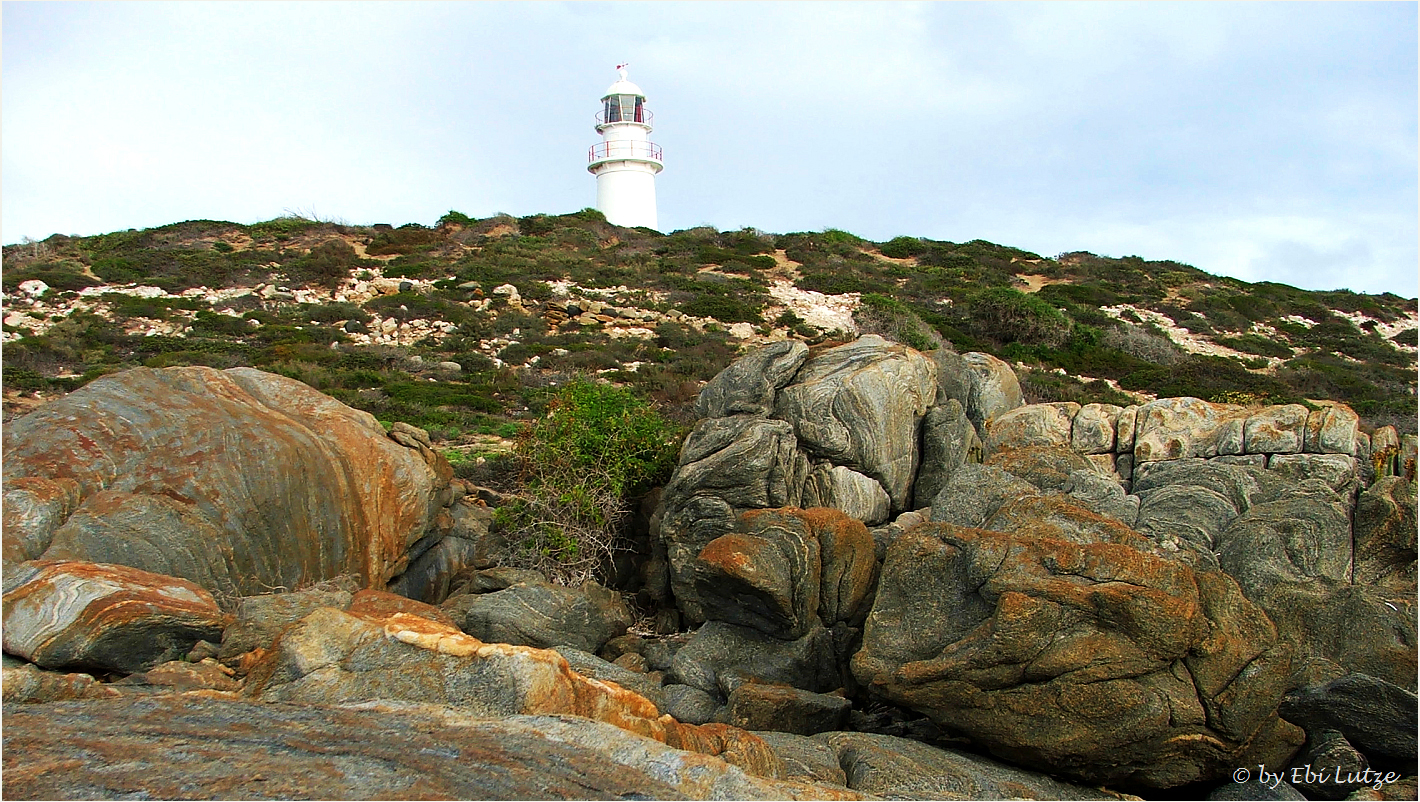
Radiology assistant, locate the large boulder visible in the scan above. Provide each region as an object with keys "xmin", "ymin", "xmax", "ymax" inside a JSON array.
[
  {"xmin": 852, "ymin": 523, "xmax": 1302, "ymax": 788},
  {"xmin": 2, "ymin": 560, "xmax": 224, "ymax": 674},
  {"xmin": 984, "ymin": 402, "xmax": 1080, "ymax": 455},
  {"xmin": 959, "ymin": 351, "xmax": 1024, "ymax": 433},
  {"xmin": 1132, "ymin": 397, "xmax": 1249, "ymax": 463},
  {"xmin": 670, "ymin": 620, "xmax": 843, "ymax": 697},
  {"xmin": 911, "ymin": 399, "xmax": 982, "ymax": 507},
  {"xmin": 1279, "ymin": 674, "xmax": 1418, "ymax": 769},
  {"xmin": 1, "ymin": 366, "xmax": 451, "ymax": 598},
  {"xmin": 772, "ymin": 335, "xmax": 936, "ymax": 512}
]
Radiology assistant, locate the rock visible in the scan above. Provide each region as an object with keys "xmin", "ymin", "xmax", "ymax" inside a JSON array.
[
  {"xmin": 670, "ymin": 621, "xmax": 842, "ymax": 697},
  {"xmin": 814, "ymin": 730, "xmax": 1127, "ymax": 800},
  {"xmin": 1267, "ymin": 454, "xmax": 1358, "ymax": 496},
  {"xmin": 1288, "ymin": 730, "xmax": 1370, "ymax": 800},
  {"xmin": 18, "ymin": 278, "xmax": 49, "ymax": 297},
  {"xmin": 219, "ymin": 586, "xmax": 356, "ymax": 662},
  {"xmin": 243, "ymin": 606, "xmax": 820, "ymax": 786},
  {"xmin": 928, "ymin": 462, "xmax": 1040, "ymax": 528},
  {"xmin": 984, "ymin": 402, "xmax": 1079, "ymax": 455},
  {"xmin": 852, "ymin": 524, "xmax": 1302, "ymax": 788},
  {"xmin": 1065, "ymin": 469, "xmax": 1141, "ymax": 526},
  {"xmin": 613, "ymin": 652, "xmax": 649, "ymax": 672},
  {"xmin": 755, "ymin": 731, "xmax": 849, "ymax": 786},
  {"xmin": 114, "ymin": 658, "xmax": 240, "ymax": 693},
  {"xmin": 552, "ymin": 646, "xmax": 667, "ymax": 713},
  {"xmin": 1, "ymin": 477, "xmax": 82, "ymax": 567},
  {"xmin": 983, "ymin": 492, "xmax": 1151, "ymax": 549},
  {"xmin": 1, "ymin": 697, "xmax": 865, "ymax": 800},
  {"xmin": 1072, "ymin": 403, "xmax": 1122, "ymax": 454},
  {"xmin": 665, "ymin": 683, "xmax": 724, "ymax": 725},
  {"xmin": 1352, "ymin": 477, "xmax": 1418, "ymax": 591},
  {"xmin": 1133, "ymin": 397, "xmax": 1249, "ymax": 463},
  {"xmin": 1, "ymin": 663, "xmax": 120, "ymax": 703},
  {"xmin": 2, "ymin": 560, "xmax": 224, "ymax": 674},
  {"xmin": 717, "ymin": 683, "xmax": 850, "ymax": 736},
  {"xmin": 987, "ymin": 445, "xmax": 1099, "ymax": 493},
  {"xmin": 1263, "ymin": 583, "xmax": 1416, "ymax": 690},
  {"xmin": 772, "ymin": 335, "xmax": 936, "ymax": 512},
  {"xmin": 1217, "ymin": 493, "xmax": 1353, "ymax": 601},
  {"xmin": 1244, "ymin": 405, "xmax": 1310, "ymax": 454},
  {"xmin": 799, "ymin": 464, "xmax": 891, "ymax": 525},
  {"xmin": 348, "ymin": 588, "xmax": 458, "ymax": 628},
  {"xmin": 435, "ymin": 360, "xmax": 463, "ymax": 373},
  {"xmin": 441, "ymin": 577, "xmax": 632, "ymax": 653},
  {"xmin": 689, "ymin": 508, "xmax": 876, "ymax": 639},
  {"xmin": 1116, "ymin": 405, "xmax": 1140, "ymax": 452},
  {"xmin": 695, "ymin": 340, "xmax": 809, "ymax": 418},
  {"xmin": 960, "ymin": 351, "xmax": 1024, "ymax": 433},
  {"xmin": 911, "ymin": 399, "xmax": 982, "ymax": 507},
  {"xmin": 1304, "ymin": 405, "xmax": 1361, "ymax": 455},
  {"xmin": 1, "ymin": 367, "xmax": 448, "ymax": 598},
  {"xmin": 1279, "ymin": 674, "xmax": 1418, "ymax": 768}
]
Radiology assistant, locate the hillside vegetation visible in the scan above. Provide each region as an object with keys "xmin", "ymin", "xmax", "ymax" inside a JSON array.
[{"xmin": 4, "ymin": 210, "xmax": 1416, "ymax": 458}]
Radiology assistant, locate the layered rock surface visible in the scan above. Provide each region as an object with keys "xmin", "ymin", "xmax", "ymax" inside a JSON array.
[{"xmin": 2, "ymin": 366, "xmax": 460, "ymax": 598}]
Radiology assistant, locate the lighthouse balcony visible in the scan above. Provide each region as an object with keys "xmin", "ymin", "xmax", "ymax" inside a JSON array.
[{"xmin": 589, "ymin": 141, "xmax": 663, "ymax": 165}]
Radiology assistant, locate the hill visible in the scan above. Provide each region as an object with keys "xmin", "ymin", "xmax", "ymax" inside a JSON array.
[{"xmin": 4, "ymin": 210, "xmax": 1416, "ymax": 461}]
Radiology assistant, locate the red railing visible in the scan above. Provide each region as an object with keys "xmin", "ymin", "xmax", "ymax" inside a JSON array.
[
  {"xmin": 595, "ymin": 108, "xmax": 653, "ymax": 126},
  {"xmin": 589, "ymin": 141, "xmax": 663, "ymax": 163}
]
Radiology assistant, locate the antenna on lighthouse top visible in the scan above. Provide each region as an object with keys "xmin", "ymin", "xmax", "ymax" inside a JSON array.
[{"xmin": 615, "ymin": 63, "xmax": 629, "ymax": 80}]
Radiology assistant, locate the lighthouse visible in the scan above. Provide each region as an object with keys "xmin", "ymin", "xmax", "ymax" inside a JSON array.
[{"xmin": 588, "ymin": 65, "xmax": 663, "ymax": 230}]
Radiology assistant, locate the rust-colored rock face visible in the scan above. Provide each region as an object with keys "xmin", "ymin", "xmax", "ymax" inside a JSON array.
[
  {"xmin": 853, "ymin": 523, "xmax": 1302, "ymax": 788},
  {"xmin": 2, "ymin": 560, "xmax": 225, "ymax": 674},
  {"xmin": 2, "ymin": 366, "xmax": 448, "ymax": 597}
]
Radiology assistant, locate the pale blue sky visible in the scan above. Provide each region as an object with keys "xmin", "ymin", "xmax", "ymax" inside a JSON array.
[{"xmin": 3, "ymin": 1, "xmax": 1416, "ymax": 297}]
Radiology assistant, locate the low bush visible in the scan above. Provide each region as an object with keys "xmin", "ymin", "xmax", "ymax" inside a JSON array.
[
  {"xmin": 967, "ymin": 287, "xmax": 1071, "ymax": 347},
  {"xmin": 499, "ymin": 380, "xmax": 682, "ymax": 584}
]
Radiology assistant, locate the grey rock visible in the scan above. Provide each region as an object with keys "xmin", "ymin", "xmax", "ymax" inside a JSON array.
[
  {"xmin": 1302, "ymin": 405, "xmax": 1361, "ymax": 455},
  {"xmin": 800, "ymin": 464, "xmax": 891, "ymax": 525},
  {"xmin": 1217, "ymin": 494, "xmax": 1352, "ymax": 601},
  {"xmin": 754, "ymin": 731, "xmax": 849, "ymax": 786},
  {"xmin": 1065, "ymin": 469, "xmax": 1140, "ymax": 526},
  {"xmin": 1353, "ymin": 476, "xmax": 1418, "ymax": 590},
  {"xmin": 219, "ymin": 587, "xmax": 356, "ymax": 661},
  {"xmin": 1243, "ymin": 404, "xmax": 1309, "ymax": 454},
  {"xmin": 1279, "ymin": 674, "xmax": 1418, "ymax": 767},
  {"xmin": 1071, "ymin": 403, "xmax": 1122, "ymax": 454},
  {"xmin": 986, "ymin": 445, "xmax": 1099, "ymax": 493},
  {"xmin": 663, "ymin": 683, "xmax": 723, "ymax": 725},
  {"xmin": 2, "ymin": 663, "xmax": 119, "ymax": 704},
  {"xmin": 1132, "ymin": 397, "xmax": 1249, "ymax": 463},
  {"xmin": 1287, "ymin": 730, "xmax": 1369, "ymax": 800},
  {"xmin": 694, "ymin": 340, "xmax": 809, "ymax": 418},
  {"xmin": 1266, "ymin": 453, "xmax": 1358, "ymax": 496},
  {"xmin": 670, "ymin": 621, "xmax": 842, "ymax": 696},
  {"xmin": 815, "ymin": 730, "xmax": 1123, "ymax": 800},
  {"xmin": 911, "ymin": 399, "xmax": 982, "ymax": 509},
  {"xmin": 1205, "ymin": 777, "xmax": 1307, "ymax": 800},
  {"xmin": 717, "ymin": 683, "xmax": 850, "ymax": 736},
  {"xmin": 984, "ymin": 402, "xmax": 1079, "ymax": 455},
  {"xmin": 928, "ymin": 463, "xmax": 1040, "ymax": 528},
  {"xmin": 773, "ymin": 335, "xmax": 936, "ymax": 512},
  {"xmin": 960, "ymin": 351, "xmax": 1024, "ymax": 434},
  {"xmin": 442, "ymin": 579, "xmax": 632, "ymax": 653}
]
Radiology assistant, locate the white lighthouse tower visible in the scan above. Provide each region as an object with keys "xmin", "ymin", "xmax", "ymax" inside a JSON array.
[{"xmin": 588, "ymin": 65, "xmax": 663, "ymax": 230}]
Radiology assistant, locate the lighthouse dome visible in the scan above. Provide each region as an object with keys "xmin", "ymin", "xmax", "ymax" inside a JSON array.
[{"xmin": 603, "ymin": 78, "xmax": 645, "ymax": 99}]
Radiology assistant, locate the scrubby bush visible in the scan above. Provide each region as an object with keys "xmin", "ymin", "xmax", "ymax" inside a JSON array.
[
  {"xmin": 967, "ymin": 287, "xmax": 1071, "ymax": 347},
  {"xmin": 499, "ymin": 380, "xmax": 682, "ymax": 584},
  {"xmin": 854, "ymin": 294, "xmax": 944, "ymax": 352}
]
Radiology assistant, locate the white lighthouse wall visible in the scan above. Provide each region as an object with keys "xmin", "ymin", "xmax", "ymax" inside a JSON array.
[{"xmin": 595, "ymin": 163, "xmax": 659, "ymax": 230}]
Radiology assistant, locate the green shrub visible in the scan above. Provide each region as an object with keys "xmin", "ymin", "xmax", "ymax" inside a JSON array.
[
  {"xmin": 967, "ymin": 287, "xmax": 1071, "ymax": 347},
  {"xmin": 501, "ymin": 380, "xmax": 683, "ymax": 584},
  {"xmin": 1215, "ymin": 334, "xmax": 1293, "ymax": 359}
]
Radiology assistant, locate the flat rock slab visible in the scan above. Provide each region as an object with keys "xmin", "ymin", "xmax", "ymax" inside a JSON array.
[{"xmin": 0, "ymin": 697, "xmax": 862, "ymax": 800}]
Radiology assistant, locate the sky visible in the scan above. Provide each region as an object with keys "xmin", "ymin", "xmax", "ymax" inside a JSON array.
[{"xmin": 3, "ymin": 1, "xmax": 1416, "ymax": 297}]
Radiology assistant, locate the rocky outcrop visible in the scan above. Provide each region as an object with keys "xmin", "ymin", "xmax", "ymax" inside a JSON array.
[
  {"xmin": 852, "ymin": 523, "xmax": 1303, "ymax": 788},
  {"xmin": 2, "ymin": 560, "xmax": 224, "ymax": 674},
  {"xmin": 1, "ymin": 366, "xmax": 456, "ymax": 599}
]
